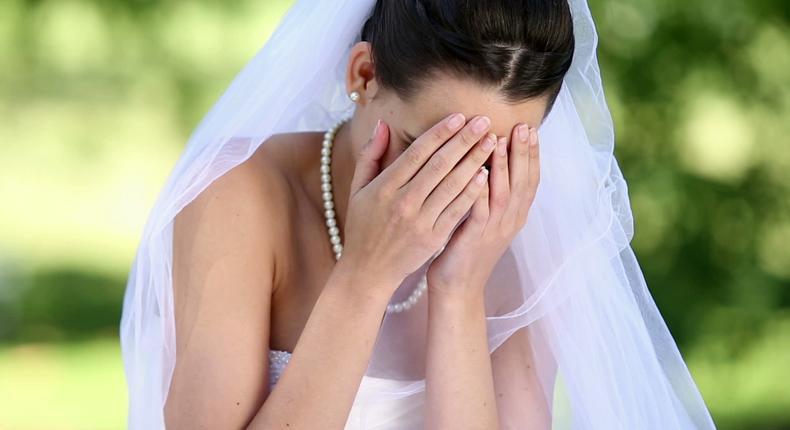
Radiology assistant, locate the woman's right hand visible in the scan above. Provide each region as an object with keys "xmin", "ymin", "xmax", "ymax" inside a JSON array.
[{"xmin": 339, "ymin": 113, "xmax": 496, "ymax": 293}]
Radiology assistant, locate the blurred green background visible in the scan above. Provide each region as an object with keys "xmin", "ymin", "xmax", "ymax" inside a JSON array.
[{"xmin": 0, "ymin": 0, "xmax": 787, "ymax": 428}]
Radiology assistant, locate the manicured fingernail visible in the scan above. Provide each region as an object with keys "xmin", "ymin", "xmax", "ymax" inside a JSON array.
[
  {"xmin": 530, "ymin": 127, "xmax": 538, "ymax": 146},
  {"xmin": 482, "ymin": 133, "xmax": 496, "ymax": 151},
  {"xmin": 472, "ymin": 116, "xmax": 491, "ymax": 133},
  {"xmin": 447, "ymin": 113, "xmax": 464, "ymax": 129},
  {"xmin": 476, "ymin": 166, "xmax": 489, "ymax": 183},
  {"xmin": 518, "ymin": 124, "xmax": 530, "ymax": 142},
  {"xmin": 496, "ymin": 137, "xmax": 507, "ymax": 156}
]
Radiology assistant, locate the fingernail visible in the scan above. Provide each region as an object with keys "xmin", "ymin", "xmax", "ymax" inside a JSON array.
[
  {"xmin": 482, "ymin": 133, "xmax": 496, "ymax": 151},
  {"xmin": 370, "ymin": 119, "xmax": 381, "ymax": 139},
  {"xmin": 518, "ymin": 124, "xmax": 529, "ymax": 142},
  {"xmin": 496, "ymin": 137, "xmax": 507, "ymax": 156},
  {"xmin": 472, "ymin": 116, "xmax": 491, "ymax": 133},
  {"xmin": 447, "ymin": 113, "xmax": 464, "ymax": 129},
  {"xmin": 530, "ymin": 127, "xmax": 538, "ymax": 147},
  {"xmin": 476, "ymin": 166, "xmax": 489, "ymax": 183}
]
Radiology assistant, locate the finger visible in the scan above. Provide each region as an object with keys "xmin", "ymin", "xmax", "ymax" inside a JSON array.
[
  {"xmin": 517, "ymin": 127, "xmax": 541, "ymax": 222},
  {"xmin": 422, "ymin": 132, "xmax": 497, "ymax": 221},
  {"xmin": 468, "ymin": 173, "xmax": 490, "ymax": 228},
  {"xmin": 401, "ymin": 115, "xmax": 491, "ymax": 201},
  {"xmin": 349, "ymin": 119, "xmax": 389, "ymax": 196},
  {"xmin": 508, "ymin": 122, "xmax": 531, "ymax": 204},
  {"xmin": 447, "ymin": 176, "xmax": 490, "ymax": 242},
  {"xmin": 433, "ymin": 165, "xmax": 488, "ymax": 236},
  {"xmin": 379, "ymin": 112, "xmax": 466, "ymax": 187},
  {"xmin": 488, "ymin": 135, "xmax": 510, "ymax": 224}
]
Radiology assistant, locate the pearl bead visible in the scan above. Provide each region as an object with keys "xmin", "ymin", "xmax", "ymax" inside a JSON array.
[{"xmin": 322, "ymin": 117, "xmax": 427, "ymax": 315}]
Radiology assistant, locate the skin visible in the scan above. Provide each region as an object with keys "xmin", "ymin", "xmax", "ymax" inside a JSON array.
[
  {"xmin": 165, "ymin": 40, "xmax": 555, "ymax": 429},
  {"xmin": 345, "ymin": 42, "xmax": 555, "ymax": 429}
]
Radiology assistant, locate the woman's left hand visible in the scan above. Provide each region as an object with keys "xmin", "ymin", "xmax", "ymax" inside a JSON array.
[{"xmin": 426, "ymin": 121, "xmax": 540, "ymax": 300}]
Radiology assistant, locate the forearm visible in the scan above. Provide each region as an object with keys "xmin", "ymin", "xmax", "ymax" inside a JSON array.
[
  {"xmin": 248, "ymin": 262, "xmax": 396, "ymax": 429},
  {"xmin": 425, "ymin": 288, "xmax": 500, "ymax": 429}
]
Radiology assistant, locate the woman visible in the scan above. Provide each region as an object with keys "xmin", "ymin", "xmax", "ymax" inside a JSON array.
[{"xmin": 120, "ymin": 0, "xmax": 718, "ymax": 429}]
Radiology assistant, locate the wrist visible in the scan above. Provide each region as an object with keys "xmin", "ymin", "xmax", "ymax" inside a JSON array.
[
  {"xmin": 428, "ymin": 288, "xmax": 487, "ymax": 324},
  {"xmin": 427, "ymin": 274, "xmax": 488, "ymax": 300},
  {"xmin": 329, "ymin": 257, "xmax": 401, "ymax": 303},
  {"xmin": 427, "ymin": 284, "xmax": 486, "ymax": 311}
]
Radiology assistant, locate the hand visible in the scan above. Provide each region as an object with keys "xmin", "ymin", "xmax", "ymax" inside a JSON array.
[
  {"xmin": 339, "ymin": 113, "xmax": 497, "ymax": 296},
  {"xmin": 426, "ymin": 122, "xmax": 540, "ymax": 299}
]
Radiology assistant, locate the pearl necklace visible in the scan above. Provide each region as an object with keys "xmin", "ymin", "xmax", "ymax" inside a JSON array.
[{"xmin": 321, "ymin": 118, "xmax": 427, "ymax": 314}]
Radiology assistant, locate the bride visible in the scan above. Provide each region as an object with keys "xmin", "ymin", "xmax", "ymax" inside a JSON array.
[{"xmin": 120, "ymin": 0, "xmax": 718, "ymax": 429}]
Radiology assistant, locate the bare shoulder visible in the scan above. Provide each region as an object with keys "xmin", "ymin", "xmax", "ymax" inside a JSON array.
[
  {"xmin": 165, "ymin": 135, "xmax": 298, "ymax": 428},
  {"xmin": 173, "ymin": 135, "xmax": 296, "ymax": 281}
]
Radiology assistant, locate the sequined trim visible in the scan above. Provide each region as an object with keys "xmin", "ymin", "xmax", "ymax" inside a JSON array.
[{"xmin": 268, "ymin": 349, "xmax": 292, "ymax": 388}]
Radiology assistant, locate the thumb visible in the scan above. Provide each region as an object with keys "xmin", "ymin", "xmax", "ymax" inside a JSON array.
[{"xmin": 349, "ymin": 119, "xmax": 389, "ymax": 195}]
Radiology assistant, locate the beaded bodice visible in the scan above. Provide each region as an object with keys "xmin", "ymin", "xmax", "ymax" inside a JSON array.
[
  {"xmin": 267, "ymin": 349, "xmax": 292, "ymax": 389},
  {"xmin": 266, "ymin": 348, "xmax": 425, "ymax": 428}
]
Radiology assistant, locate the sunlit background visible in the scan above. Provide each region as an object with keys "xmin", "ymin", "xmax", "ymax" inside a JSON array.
[{"xmin": 0, "ymin": 0, "xmax": 787, "ymax": 428}]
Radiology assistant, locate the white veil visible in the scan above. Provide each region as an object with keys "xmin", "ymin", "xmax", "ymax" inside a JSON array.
[{"xmin": 119, "ymin": 0, "xmax": 718, "ymax": 428}]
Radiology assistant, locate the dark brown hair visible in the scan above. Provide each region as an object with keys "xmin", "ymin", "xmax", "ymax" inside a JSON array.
[{"xmin": 361, "ymin": 0, "xmax": 575, "ymax": 121}]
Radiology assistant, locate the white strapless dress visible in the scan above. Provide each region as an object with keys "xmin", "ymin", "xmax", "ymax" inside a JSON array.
[{"xmin": 268, "ymin": 349, "xmax": 425, "ymax": 429}]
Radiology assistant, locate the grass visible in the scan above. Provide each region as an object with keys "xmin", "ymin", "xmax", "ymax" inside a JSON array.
[{"xmin": 0, "ymin": 338, "xmax": 126, "ymax": 430}]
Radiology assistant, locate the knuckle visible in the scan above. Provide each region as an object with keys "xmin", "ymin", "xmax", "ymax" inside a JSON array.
[
  {"xmin": 460, "ymin": 129, "xmax": 479, "ymax": 147},
  {"xmin": 530, "ymin": 142, "xmax": 540, "ymax": 158},
  {"xmin": 393, "ymin": 194, "xmax": 415, "ymax": 218},
  {"xmin": 516, "ymin": 142, "xmax": 530, "ymax": 157},
  {"xmin": 427, "ymin": 154, "xmax": 448, "ymax": 175},
  {"xmin": 404, "ymin": 147, "xmax": 423, "ymax": 168},
  {"xmin": 491, "ymin": 193, "xmax": 509, "ymax": 209},
  {"xmin": 466, "ymin": 179, "xmax": 483, "ymax": 197},
  {"xmin": 446, "ymin": 204, "xmax": 463, "ymax": 221},
  {"xmin": 427, "ymin": 125, "xmax": 445, "ymax": 143},
  {"xmin": 442, "ymin": 175, "xmax": 462, "ymax": 196},
  {"xmin": 373, "ymin": 183, "xmax": 392, "ymax": 201},
  {"xmin": 476, "ymin": 145, "xmax": 492, "ymax": 162}
]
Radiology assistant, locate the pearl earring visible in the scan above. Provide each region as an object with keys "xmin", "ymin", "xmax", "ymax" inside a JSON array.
[{"xmin": 349, "ymin": 91, "xmax": 360, "ymax": 102}]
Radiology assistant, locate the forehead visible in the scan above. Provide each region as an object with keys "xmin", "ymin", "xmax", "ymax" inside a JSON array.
[{"xmin": 391, "ymin": 72, "xmax": 548, "ymax": 139}]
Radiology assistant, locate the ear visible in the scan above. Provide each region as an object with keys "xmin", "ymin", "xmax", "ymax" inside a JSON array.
[{"xmin": 345, "ymin": 41, "xmax": 380, "ymax": 104}]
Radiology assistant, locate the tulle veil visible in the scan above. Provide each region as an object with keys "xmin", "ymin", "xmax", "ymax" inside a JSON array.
[{"xmin": 119, "ymin": 0, "xmax": 718, "ymax": 428}]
